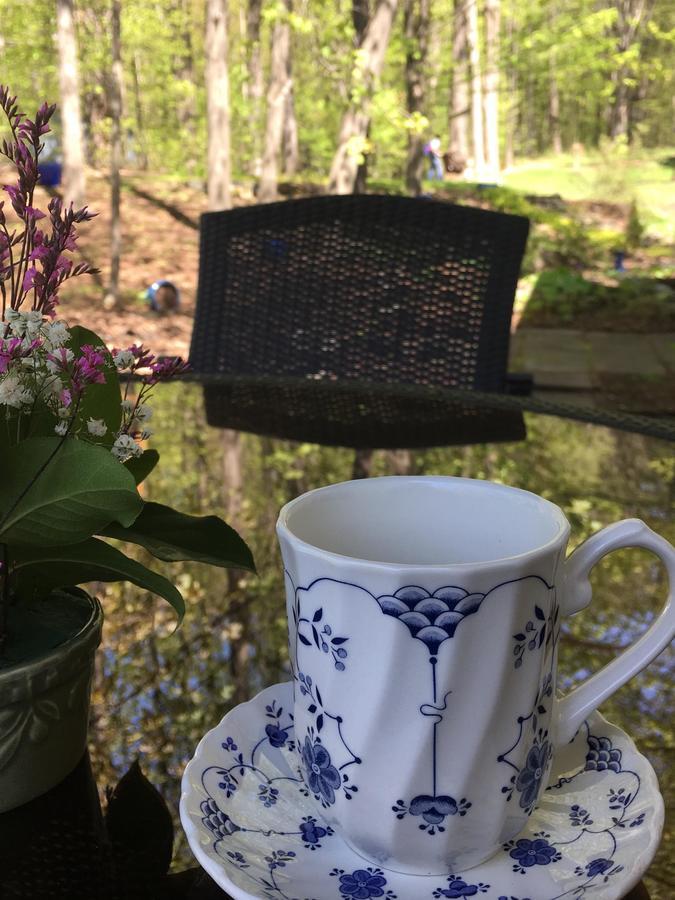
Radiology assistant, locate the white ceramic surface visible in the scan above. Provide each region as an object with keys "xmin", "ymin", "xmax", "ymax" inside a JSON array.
[
  {"xmin": 275, "ymin": 477, "xmax": 674, "ymax": 873},
  {"xmin": 180, "ymin": 680, "xmax": 664, "ymax": 900}
]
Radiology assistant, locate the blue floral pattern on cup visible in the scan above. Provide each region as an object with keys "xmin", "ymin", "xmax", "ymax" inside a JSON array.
[
  {"xmin": 515, "ymin": 739, "xmax": 552, "ymax": 811},
  {"xmin": 331, "ymin": 866, "xmax": 397, "ymax": 899},
  {"xmin": 188, "ymin": 682, "xmax": 651, "ymax": 900},
  {"xmin": 432, "ymin": 876, "xmax": 490, "ymax": 897},
  {"xmin": 301, "ymin": 735, "xmax": 341, "ymax": 806},
  {"xmin": 504, "ymin": 833, "xmax": 562, "ymax": 873},
  {"xmin": 585, "ymin": 734, "xmax": 622, "ymax": 772}
]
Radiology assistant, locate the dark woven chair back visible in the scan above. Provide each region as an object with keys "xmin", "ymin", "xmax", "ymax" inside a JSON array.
[{"xmin": 189, "ymin": 194, "xmax": 530, "ymax": 448}]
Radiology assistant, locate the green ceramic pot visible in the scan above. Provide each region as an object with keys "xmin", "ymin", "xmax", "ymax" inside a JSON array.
[{"xmin": 0, "ymin": 589, "xmax": 102, "ymax": 812}]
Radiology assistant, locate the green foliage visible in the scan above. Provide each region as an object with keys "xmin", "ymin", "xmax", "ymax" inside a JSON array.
[
  {"xmin": 101, "ymin": 501, "xmax": 255, "ymax": 572},
  {"xmin": 525, "ymin": 269, "xmax": 675, "ymax": 329},
  {"xmin": 0, "ymin": 437, "xmax": 143, "ymax": 546},
  {"xmin": 0, "ymin": 321, "xmax": 254, "ymax": 629},
  {"xmin": 11, "ymin": 538, "xmax": 185, "ymax": 619},
  {"xmin": 67, "ymin": 326, "xmax": 122, "ymax": 447}
]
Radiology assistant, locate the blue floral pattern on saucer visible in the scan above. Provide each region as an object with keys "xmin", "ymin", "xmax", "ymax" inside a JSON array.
[{"xmin": 181, "ymin": 681, "xmax": 663, "ymax": 900}]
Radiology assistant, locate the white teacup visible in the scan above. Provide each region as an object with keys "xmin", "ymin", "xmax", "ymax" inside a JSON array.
[{"xmin": 276, "ymin": 476, "xmax": 674, "ymax": 875}]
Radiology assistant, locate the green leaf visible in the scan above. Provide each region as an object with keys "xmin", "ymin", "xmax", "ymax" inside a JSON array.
[
  {"xmin": 99, "ymin": 501, "xmax": 256, "ymax": 572},
  {"xmin": 67, "ymin": 325, "xmax": 122, "ymax": 447},
  {"xmin": 124, "ymin": 449, "xmax": 160, "ymax": 485},
  {"xmin": 0, "ymin": 436, "xmax": 143, "ymax": 546},
  {"xmin": 11, "ymin": 538, "xmax": 185, "ymax": 620}
]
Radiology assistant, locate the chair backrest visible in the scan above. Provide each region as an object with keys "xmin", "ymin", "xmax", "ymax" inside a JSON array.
[{"xmin": 189, "ymin": 195, "xmax": 530, "ymax": 446}]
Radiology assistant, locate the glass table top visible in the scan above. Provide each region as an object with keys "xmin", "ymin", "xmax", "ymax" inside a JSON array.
[{"xmin": 89, "ymin": 382, "xmax": 674, "ymax": 899}]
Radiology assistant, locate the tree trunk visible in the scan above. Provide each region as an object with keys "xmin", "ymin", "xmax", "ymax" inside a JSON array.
[
  {"xmin": 483, "ymin": 0, "xmax": 500, "ymax": 180},
  {"xmin": 404, "ymin": 0, "xmax": 431, "ymax": 196},
  {"xmin": 449, "ymin": 0, "xmax": 469, "ymax": 166},
  {"xmin": 56, "ymin": 0, "xmax": 86, "ymax": 206},
  {"xmin": 548, "ymin": 6, "xmax": 562, "ymax": 153},
  {"xmin": 131, "ymin": 52, "xmax": 149, "ymax": 169},
  {"xmin": 206, "ymin": 0, "xmax": 232, "ymax": 211},
  {"xmin": 466, "ymin": 0, "xmax": 485, "ymax": 179},
  {"xmin": 609, "ymin": 0, "xmax": 654, "ymax": 141},
  {"xmin": 258, "ymin": 0, "xmax": 292, "ymax": 203},
  {"xmin": 103, "ymin": 0, "xmax": 122, "ymax": 311},
  {"xmin": 503, "ymin": 12, "xmax": 516, "ymax": 168},
  {"xmin": 176, "ymin": 0, "xmax": 197, "ymax": 174},
  {"xmin": 328, "ymin": 0, "xmax": 399, "ymax": 194},
  {"xmin": 549, "ymin": 54, "xmax": 562, "ymax": 153},
  {"xmin": 282, "ymin": 87, "xmax": 299, "ymax": 176},
  {"xmin": 245, "ymin": 0, "xmax": 264, "ymax": 175}
]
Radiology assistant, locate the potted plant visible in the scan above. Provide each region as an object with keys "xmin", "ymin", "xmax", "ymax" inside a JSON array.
[{"xmin": 0, "ymin": 87, "xmax": 254, "ymax": 811}]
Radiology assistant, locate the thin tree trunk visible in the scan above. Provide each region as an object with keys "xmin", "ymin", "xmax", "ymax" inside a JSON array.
[
  {"xmin": 328, "ymin": 0, "xmax": 399, "ymax": 194},
  {"xmin": 258, "ymin": 0, "xmax": 292, "ymax": 203},
  {"xmin": 549, "ymin": 55, "xmax": 562, "ymax": 153},
  {"xmin": 206, "ymin": 0, "xmax": 232, "ymax": 211},
  {"xmin": 483, "ymin": 0, "xmax": 500, "ymax": 180},
  {"xmin": 503, "ymin": 12, "xmax": 516, "ymax": 168},
  {"xmin": 404, "ymin": 0, "xmax": 431, "ymax": 196},
  {"xmin": 177, "ymin": 0, "xmax": 197, "ymax": 174},
  {"xmin": 449, "ymin": 0, "xmax": 469, "ymax": 166},
  {"xmin": 548, "ymin": 7, "xmax": 562, "ymax": 153},
  {"xmin": 466, "ymin": 0, "xmax": 485, "ymax": 179},
  {"xmin": 246, "ymin": 0, "xmax": 264, "ymax": 176},
  {"xmin": 282, "ymin": 88, "xmax": 299, "ymax": 176},
  {"xmin": 56, "ymin": 0, "xmax": 86, "ymax": 206},
  {"xmin": 131, "ymin": 52, "xmax": 148, "ymax": 169},
  {"xmin": 103, "ymin": 0, "xmax": 122, "ymax": 310},
  {"xmin": 609, "ymin": 0, "xmax": 653, "ymax": 141}
]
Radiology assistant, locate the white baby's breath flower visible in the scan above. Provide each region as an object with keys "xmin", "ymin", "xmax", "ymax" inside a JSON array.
[
  {"xmin": 4, "ymin": 309, "xmax": 23, "ymax": 335},
  {"xmin": 25, "ymin": 310, "xmax": 43, "ymax": 338},
  {"xmin": 133, "ymin": 403, "xmax": 152, "ymax": 423},
  {"xmin": 87, "ymin": 418, "xmax": 107, "ymax": 437},
  {"xmin": 139, "ymin": 428, "xmax": 153, "ymax": 441},
  {"xmin": 113, "ymin": 349, "xmax": 135, "ymax": 371},
  {"xmin": 41, "ymin": 320, "xmax": 70, "ymax": 349},
  {"xmin": 57, "ymin": 406, "xmax": 71, "ymax": 418},
  {"xmin": 43, "ymin": 375, "xmax": 63, "ymax": 395},
  {"xmin": 111, "ymin": 433, "xmax": 142, "ymax": 461},
  {"xmin": 121, "ymin": 399, "xmax": 134, "ymax": 413},
  {"xmin": 54, "ymin": 420, "xmax": 69, "ymax": 436},
  {"xmin": 0, "ymin": 374, "xmax": 32, "ymax": 408}
]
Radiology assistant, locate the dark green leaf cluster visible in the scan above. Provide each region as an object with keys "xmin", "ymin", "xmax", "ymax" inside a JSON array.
[{"xmin": 0, "ymin": 327, "xmax": 254, "ymax": 630}]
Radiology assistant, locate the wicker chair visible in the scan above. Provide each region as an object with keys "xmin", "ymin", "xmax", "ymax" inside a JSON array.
[{"xmin": 189, "ymin": 194, "xmax": 530, "ymax": 449}]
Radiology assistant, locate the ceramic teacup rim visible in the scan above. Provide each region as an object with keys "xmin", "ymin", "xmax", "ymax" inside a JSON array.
[{"xmin": 277, "ymin": 475, "xmax": 571, "ymax": 571}]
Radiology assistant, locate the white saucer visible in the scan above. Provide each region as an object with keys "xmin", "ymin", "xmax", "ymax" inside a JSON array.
[{"xmin": 180, "ymin": 681, "xmax": 663, "ymax": 900}]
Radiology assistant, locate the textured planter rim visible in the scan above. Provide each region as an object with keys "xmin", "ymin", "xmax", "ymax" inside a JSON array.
[
  {"xmin": 0, "ymin": 592, "xmax": 103, "ymax": 706},
  {"xmin": 0, "ymin": 591, "xmax": 103, "ymax": 812}
]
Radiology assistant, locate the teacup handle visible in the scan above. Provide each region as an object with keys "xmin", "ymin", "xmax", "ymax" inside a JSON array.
[{"xmin": 557, "ymin": 518, "xmax": 675, "ymax": 744}]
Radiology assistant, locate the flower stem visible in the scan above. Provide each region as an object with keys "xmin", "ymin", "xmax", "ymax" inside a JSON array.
[{"xmin": 0, "ymin": 543, "xmax": 8, "ymax": 656}]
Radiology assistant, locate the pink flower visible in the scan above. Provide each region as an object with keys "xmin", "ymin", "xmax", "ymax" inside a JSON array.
[
  {"xmin": 22, "ymin": 266, "xmax": 38, "ymax": 292},
  {"xmin": 146, "ymin": 356, "xmax": 190, "ymax": 385}
]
